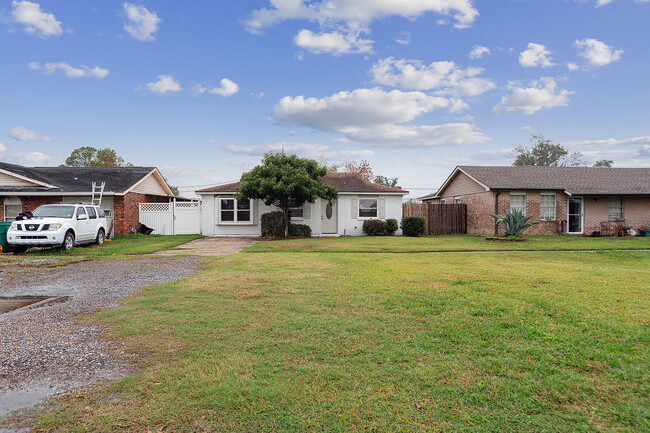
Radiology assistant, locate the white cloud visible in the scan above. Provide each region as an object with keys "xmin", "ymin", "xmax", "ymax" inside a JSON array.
[
  {"xmin": 370, "ymin": 57, "xmax": 495, "ymax": 97},
  {"xmin": 577, "ymin": 0, "xmax": 648, "ymax": 7},
  {"xmin": 142, "ymin": 75, "xmax": 181, "ymax": 94},
  {"xmin": 395, "ymin": 31, "xmax": 411, "ymax": 46},
  {"xmin": 123, "ymin": 2, "xmax": 161, "ymax": 42},
  {"xmin": 274, "ymin": 87, "xmax": 488, "ymax": 147},
  {"xmin": 225, "ymin": 142, "xmax": 330, "ymax": 155},
  {"xmin": 469, "ymin": 45, "xmax": 490, "ymax": 59},
  {"xmin": 566, "ymin": 62, "xmax": 580, "ymax": 71},
  {"xmin": 28, "ymin": 62, "xmax": 109, "ymax": 79},
  {"xmin": 0, "ymin": 143, "xmax": 5, "ymax": 152},
  {"xmin": 493, "ymin": 78, "xmax": 572, "ymax": 115},
  {"xmin": 245, "ymin": 0, "xmax": 479, "ymax": 32},
  {"xmin": 564, "ymin": 135, "xmax": 650, "ymax": 148},
  {"xmin": 193, "ymin": 78, "xmax": 239, "ymax": 97},
  {"xmin": 519, "ymin": 43, "xmax": 555, "ymax": 68},
  {"xmin": 294, "ymin": 29, "xmax": 373, "ymax": 55},
  {"xmin": 11, "ymin": 1, "xmax": 62, "ymax": 38},
  {"xmin": 575, "ymin": 38, "xmax": 623, "ymax": 66},
  {"xmin": 8, "ymin": 126, "xmax": 50, "ymax": 141}
]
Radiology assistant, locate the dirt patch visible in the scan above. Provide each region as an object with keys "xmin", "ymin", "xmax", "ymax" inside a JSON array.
[
  {"xmin": 234, "ymin": 290, "xmax": 263, "ymax": 299},
  {"xmin": 485, "ymin": 237, "xmax": 527, "ymax": 242},
  {"xmin": 0, "ymin": 296, "xmax": 67, "ymax": 314},
  {"xmin": 154, "ymin": 237, "xmax": 258, "ymax": 257}
]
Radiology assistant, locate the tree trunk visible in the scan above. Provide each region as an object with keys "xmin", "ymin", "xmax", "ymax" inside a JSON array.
[{"xmin": 282, "ymin": 206, "xmax": 289, "ymax": 237}]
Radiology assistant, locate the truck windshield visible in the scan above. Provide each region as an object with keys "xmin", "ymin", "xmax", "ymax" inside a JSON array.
[{"xmin": 32, "ymin": 205, "xmax": 75, "ymax": 219}]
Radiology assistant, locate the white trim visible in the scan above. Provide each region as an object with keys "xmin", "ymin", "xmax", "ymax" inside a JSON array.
[
  {"xmin": 0, "ymin": 167, "xmax": 58, "ymax": 189},
  {"xmin": 509, "ymin": 191, "xmax": 527, "ymax": 214},
  {"xmin": 358, "ymin": 196, "xmax": 379, "ymax": 219},
  {"xmin": 123, "ymin": 168, "xmax": 174, "ymax": 197},
  {"xmin": 217, "ymin": 197, "xmax": 254, "ymax": 225},
  {"xmin": 567, "ymin": 196, "xmax": 584, "ymax": 234}
]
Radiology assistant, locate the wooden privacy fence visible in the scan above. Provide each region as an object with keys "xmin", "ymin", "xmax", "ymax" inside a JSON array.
[{"xmin": 402, "ymin": 203, "xmax": 467, "ymax": 235}]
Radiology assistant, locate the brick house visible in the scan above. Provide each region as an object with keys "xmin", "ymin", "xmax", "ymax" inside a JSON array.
[
  {"xmin": 419, "ymin": 166, "xmax": 650, "ymax": 236},
  {"xmin": 0, "ymin": 162, "xmax": 175, "ymax": 236}
]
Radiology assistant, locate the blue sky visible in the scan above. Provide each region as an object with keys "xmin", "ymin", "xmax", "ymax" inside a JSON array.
[{"xmin": 1, "ymin": 0, "xmax": 649, "ymax": 197}]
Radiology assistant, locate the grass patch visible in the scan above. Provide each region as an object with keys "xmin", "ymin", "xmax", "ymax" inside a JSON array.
[
  {"xmin": 25, "ymin": 249, "xmax": 650, "ymax": 432},
  {"xmin": 246, "ymin": 234, "xmax": 650, "ymax": 253},
  {"xmin": 23, "ymin": 234, "xmax": 202, "ymax": 258}
]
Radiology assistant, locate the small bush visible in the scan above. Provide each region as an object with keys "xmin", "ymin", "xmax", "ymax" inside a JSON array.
[
  {"xmin": 386, "ymin": 218, "xmax": 398, "ymax": 235},
  {"xmin": 362, "ymin": 219, "xmax": 388, "ymax": 236},
  {"xmin": 401, "ymin": 216, "xmax": 426, "ymax": 237},
  {"xmin": 261, "ymin": 211, "xmax": 286, "ymax": 238},
  {"xmin": 288, "ymin": 223, "xmax": 312, "ymax": 238}
]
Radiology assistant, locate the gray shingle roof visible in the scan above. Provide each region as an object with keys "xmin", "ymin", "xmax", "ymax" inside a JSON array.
[
  {"xmin": 0, "ymin": 162, "xmax": 158, "ymax": 194},
  {"xmin": 197, "ymin": 172, "xmax": 408, "ymax": 194},
  {"xmin": 458, "ymin": 166, "xmax": 650, "ymax": 195}
]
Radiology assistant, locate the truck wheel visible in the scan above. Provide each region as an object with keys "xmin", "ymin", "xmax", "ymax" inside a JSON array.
[
  {"xmin": 96, "ymin": 229, "xmax": 105, "ymax": 245},
  {"xmin": 61, "ymin": 231, "xmax": 75, "ymax": 251}
]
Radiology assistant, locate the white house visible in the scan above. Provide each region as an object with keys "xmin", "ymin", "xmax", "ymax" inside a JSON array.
[{"xmin": 196, "ymin": 172, "xmax": 408, "ymax": 237}]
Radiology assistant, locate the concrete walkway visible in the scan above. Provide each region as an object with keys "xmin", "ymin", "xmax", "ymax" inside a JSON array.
[{"xmin": 155, "ymin": 237, "xmax": 258, "ymax": 257}]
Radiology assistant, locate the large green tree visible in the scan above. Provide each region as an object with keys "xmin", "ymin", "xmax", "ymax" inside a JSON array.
[
  {"xmin": 513, "ymin": 134, "xmax": 584, "ymax": 167},
  {"xmin": 236, "ymin": 153, "xmax": 338, "ymax": 237},
  {"xmin": 62, "ymin": 146, "xmax": 132, "ymax": 167}
]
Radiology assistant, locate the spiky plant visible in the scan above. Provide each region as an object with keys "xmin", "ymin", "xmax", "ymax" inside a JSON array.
[{"xmin": 490, "ymin": 209, "xmax": 540, "ymax": 237}]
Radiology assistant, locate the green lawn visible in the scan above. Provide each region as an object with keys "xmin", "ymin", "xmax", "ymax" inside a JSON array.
[
  {"xmin": 25, "ymin": 246, "xmax": 649, "ymax": 432},
  {"xmin": 246, "ymin": 234, "xmax": 650, "ymax": 253},
  {"xmin": 25, "ymin": 234, "xmax": 202, "ymax": 258}
]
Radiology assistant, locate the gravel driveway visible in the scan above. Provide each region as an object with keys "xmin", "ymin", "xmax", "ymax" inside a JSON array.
[{"xmin": 0, "ymin": 256, "xmax": 201, "ymax": 424}]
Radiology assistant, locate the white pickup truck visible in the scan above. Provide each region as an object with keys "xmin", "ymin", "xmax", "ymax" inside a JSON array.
[{"xmin": 7, "ymin": 203, "xmax": 108, "ymax": 253}]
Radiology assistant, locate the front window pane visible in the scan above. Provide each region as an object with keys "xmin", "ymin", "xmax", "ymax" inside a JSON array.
[
  {"xmin": 510, "ymin": 193, "xmax": 526, "ymax": 214},
  {"xmin": 608, "ymin": 197, "xmax": 623, "ymax": 220},
  {"xmin": 540, "ymin": 194, "xmax": 556, "ymax": 220},
  {"xmin": 289, "ymin": 206, "xmax": 303, "ymax": 218},
  {"xmin": 359, "ymin": 208, "xmax": 377, "ymax": 218},
  {"xmin": 5, "ymin": 205, "xmax": 22, "ymax": 221},
  {"xmin": 221, "ymin": 211, "xmax": 235, "ymax": 221},
  {"xmin": 221, "ymin": 199, "xmax": 234, "ymax": 210},
  {"xmin": 359, "ymin": 198, "xmax": 378, "ymax": 218},
  {"xmin": 237, "ymin": 211, "xmax": 251, "ymax": 221},
  {"xmin": 237, "ymin": 199, "xmax": 250, "ymax": 210}
]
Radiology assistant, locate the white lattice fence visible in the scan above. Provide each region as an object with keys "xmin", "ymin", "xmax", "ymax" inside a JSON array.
[
  {"xmin": 138, "ymin": 201, "xmax": 201, "ymax": 235},
  {"xmin": 139, "ymin": 203, "xmax": 174, "ymax": 235}
]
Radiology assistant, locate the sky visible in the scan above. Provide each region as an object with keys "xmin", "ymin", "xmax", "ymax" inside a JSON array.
[{"xmin": 1, "ymin": 0, "xmax": 649, "ymax": 198}]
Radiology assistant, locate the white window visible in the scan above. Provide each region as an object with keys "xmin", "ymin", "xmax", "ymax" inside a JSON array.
[
  {"xmin": 289, "ymin": 204, "xmax": 303, "ymax": 219},
  {"xmin": 510, "ymin": 192, "xmax": 526, "ymax": 214},
  {"xmin": 453, "ymin": 196, "xmax": 461, "ymax": 204},
  {"xmin": 540, "ymin": 193, "xmax": 556, "ymax": 220},
  {"xmin": 608, "ymin": 197, "xmax": 623, "ymax": 220},
  {"xmin": 4, "ymin": 197, "xmax": 22, "ymax": 221},
  {"xmin": 220, "ymin": 198, "xmax": 252, "ymax": 224},
  {"xmin": 440, "ymin": 198, "xmax": 446, "ymax": 204},
  {"xmin": 358, "ymin": 198, "xmax": 378, "ymax": 218}
]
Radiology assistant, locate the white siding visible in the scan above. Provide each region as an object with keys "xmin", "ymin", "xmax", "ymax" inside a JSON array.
[
  {"xmin": 131, "ymin": 173, "xmax": 169, "ymax": 196},
  {"xmin": 0, "ymin": 172, "xmax": 38, "ymax": 187},
  {"xmin": 198, "ymin": 193, "xmax": 404, "ymax": 237}
]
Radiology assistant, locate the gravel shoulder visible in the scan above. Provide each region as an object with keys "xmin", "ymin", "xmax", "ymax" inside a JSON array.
[{"xmin": 0, "ymin": 256, "xmax": 201, "ymax": 423}]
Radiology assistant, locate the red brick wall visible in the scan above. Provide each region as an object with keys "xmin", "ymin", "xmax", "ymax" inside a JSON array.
[
  {"xmin": 113, "ymin": 193, "xmax": 169, "ymax": 235},
  {"xmin": 583, "ymin": 196, "xmax": 650, "ymax": 235},
  {"xmin": 1, "ymin": 196, "xmax": 64, "ymax": 220}
]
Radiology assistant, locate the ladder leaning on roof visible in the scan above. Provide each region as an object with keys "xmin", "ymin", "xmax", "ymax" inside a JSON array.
[{"xmin": 91, "ymin": 181, "xmax": 105, "ymax": 206}]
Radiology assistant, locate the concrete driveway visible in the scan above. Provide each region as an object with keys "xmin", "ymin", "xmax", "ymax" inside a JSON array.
[{"xmin": 155, "ymin": 237, "xmax": 258, "ymax": 257}]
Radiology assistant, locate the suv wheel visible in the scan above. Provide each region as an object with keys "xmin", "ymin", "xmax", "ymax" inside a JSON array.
[
  {"xmin": 61, "ymin": 231, "xmax": 75, "ymax": 251},
  {"xmin": 96, "ymin": 229, "xmax": 105, "ymax": 245}
]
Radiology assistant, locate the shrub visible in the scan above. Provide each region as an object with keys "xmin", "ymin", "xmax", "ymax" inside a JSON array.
[
  {"xmin": 362, "ymin": 219, "xmax": 388, "ymax": 236},
  {"xmin": 401, "ymin": 216, "xmax": 425, "ymax": 237},
  {"xmin": 386, "ymin": 218, "xmax": 398, "ymax": 235},
  {"xmin": 288, "ymin": 223, "xmax": 312, "ymax": 238},
  {"xmin": 490, "ymin": 209, "xmax": 540, "ymax": 237},
  {"xmin": 261, "ymin": 211, "xmax": 285, "ymax": 238}
]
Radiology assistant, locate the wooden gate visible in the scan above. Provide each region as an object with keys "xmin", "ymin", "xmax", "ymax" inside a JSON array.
[{"xmin": 402, "ymin": 203, "xmax": 467, "ymax": 235}]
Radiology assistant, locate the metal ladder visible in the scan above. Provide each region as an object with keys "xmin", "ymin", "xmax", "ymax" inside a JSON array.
[{"xmin": 91, "ymin": 181, "xmax": 105, "ymax": 206}]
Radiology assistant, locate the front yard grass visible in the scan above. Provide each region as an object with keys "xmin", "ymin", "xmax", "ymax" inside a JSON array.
[
  {"xmin": 246, "ymin": 234, "xmax": 650, "ymax": 253},
  {"xmin": 28, "ymin": 249, "xmax": 649, "ymax": 432},
  {"xmin": 25, "ymin": 234, "xmax": 202, "ymax": 258}
]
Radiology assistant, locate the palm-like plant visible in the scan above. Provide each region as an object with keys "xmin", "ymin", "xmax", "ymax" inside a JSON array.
[{"xmin": 490, "ymin": 209, "xmax": 540, "ymax": 237}]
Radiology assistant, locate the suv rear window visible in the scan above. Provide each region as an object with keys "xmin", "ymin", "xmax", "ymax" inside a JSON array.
[{"xmin": 86, "ymin": 207, "xmax": 97, "ymax": 219}]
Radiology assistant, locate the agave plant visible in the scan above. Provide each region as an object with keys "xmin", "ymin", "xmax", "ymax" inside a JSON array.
[{"xmin": 490, "ymin": 209, "xmax": 540, "ymax": 237}]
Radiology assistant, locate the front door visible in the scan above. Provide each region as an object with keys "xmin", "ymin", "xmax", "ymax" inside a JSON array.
[
  {"xmin": 568, "ymin": 197, "xmax": 584, "ymax": 234},
  {"xmin": 321, "ymin": 199, "xmax": 337, "ymax": 234}
]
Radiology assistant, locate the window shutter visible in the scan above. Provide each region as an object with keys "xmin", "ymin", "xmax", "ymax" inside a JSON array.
[
  {"xmin": 378, "ymin": 197, "xmax": 386, "ymax": 219},
  {"xmin": 303, "ymin": 203, "xmax": 311, "ymax": 219},
  {"xmin": 351, "ymin": 197, "xmax": 358, "ymax": 219}
]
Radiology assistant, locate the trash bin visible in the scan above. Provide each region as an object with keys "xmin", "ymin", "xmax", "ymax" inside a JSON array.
[{"xmin": 0, "ymin": 221, "xmax": 12, "ymax": 253}]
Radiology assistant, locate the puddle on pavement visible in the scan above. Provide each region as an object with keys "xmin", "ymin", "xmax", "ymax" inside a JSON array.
[
  {"xmin": 0, "ymin": 387, "xmax": 59, "ymax": 418},
  {"xmin": 0, "ymin": 296, "xmax": 67, "ymax": 314}
]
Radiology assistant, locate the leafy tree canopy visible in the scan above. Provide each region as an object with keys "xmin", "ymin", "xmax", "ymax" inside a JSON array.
[
  {"xmin": 513, "ymin": 134, "xmax": 584, "ymax": 167},
  {"xmin": 236, "ymin": 153, "xmax": 338, "ymax": 236},
  {"xmin": 62, "ymin": 146, "xmax": 133, "ymax": 167},
  {"xmin": 342, "ymin": 160, "xmax": 375, "ymax": 182},
  {"xmin": 375, "ymin": 175, "xmax": 400, "ymax": 188},
  {"xmin": 593, "ymin": 159, "xmax": 613, "ymax": 168}
]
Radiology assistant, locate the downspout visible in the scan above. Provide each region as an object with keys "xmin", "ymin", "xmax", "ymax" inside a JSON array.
[{"xmin": 494, "ymin": 190, "xmax": 501, "ymax": 236}]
